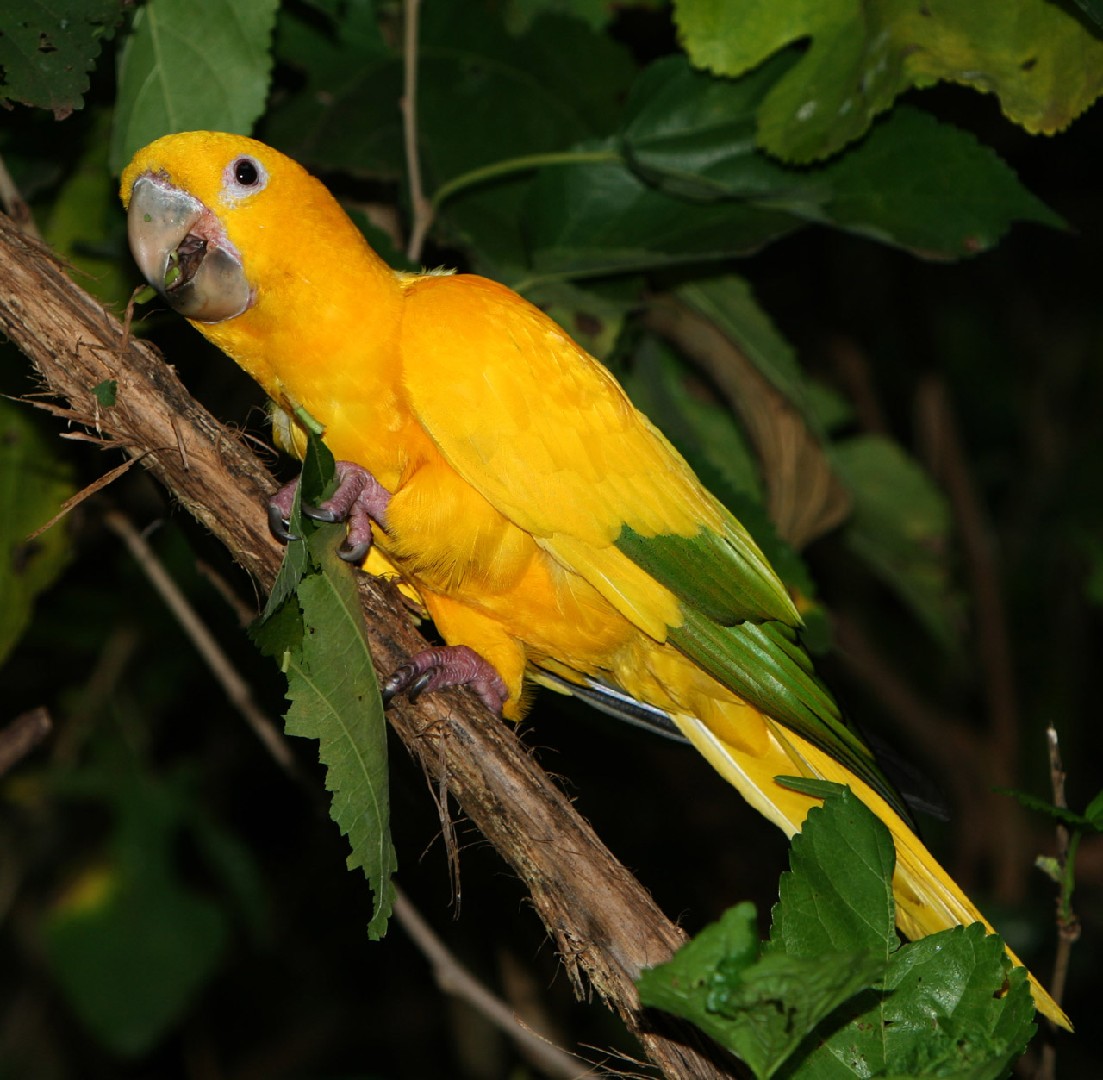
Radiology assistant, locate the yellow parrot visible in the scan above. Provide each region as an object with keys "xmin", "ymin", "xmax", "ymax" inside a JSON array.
[{"xmin": 121, "ymin": 131, "xmax": 1069, "ymax": 1029}]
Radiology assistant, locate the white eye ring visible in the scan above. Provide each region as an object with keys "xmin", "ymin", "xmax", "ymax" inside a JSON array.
[{"xmin": 223, "ymin": 156, "xmax": 268, "ymax": 198}]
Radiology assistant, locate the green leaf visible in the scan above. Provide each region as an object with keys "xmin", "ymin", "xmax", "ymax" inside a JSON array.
[
  {"xmin": 109, "ymin": 0, "xmax": 279, "ymax": 174},
  {"xmin": 282, "ymin": 526, "xmax": 396, "ymax": 938},
  {"xmin": 0, "ymin": 0, "xmax": 124, "ymax": 117},
  {"xmin": 673, "ymin": 0, "xmax": 1103, "ymax": 162},
  {"xmin": 813, "ymin": 924, "xmax": 1036, "ymax": 1077},
  {"xmin": 640, "ymin": 905, "xmax": 879, "ymax": 1080},
  {"xmin": 640, "ymin": 915, "xmax": 880, "ymax": 1080},
  {"xmin": 803, "ymin": 106, "xmax": 1064, "ymax": 256},
  {"xmin": 998, "ymin": 786, "xmax": 1103, "ymax": 833},
  {"xmin": 770, "ymin": 781, "xmax": 898, "ymax": 961},
  {"xmin": 640, "ymin": 786, "xmax": 1036, "ymax": 1078},
  {"xmin": 250, "ymin": 426, "xmax": 394, "ymax": 937},
  {"xmin": 92, "ymin": 380, "xmax": 118, "ymax": 407},
  {"xmin": 265, "ymin": 0, "xmax": 401, "ymax": 176},
  {"xmin": 0, "ymin": 399, "xmax": 75, "ymax": 667},
  {"xmin": 526, "ymin": 137, "xmax": 802, "ymax": 280},
  {"xmin": 831, "ymin": 434, "xmax": 962, "ymax": 649},
  {"xmin": 258, "ymin": 418, "xmax": 335, "ymax": 623},
  {"xmin": 623, "ymin": 57, "xmax": 1063, "ymax": 257}
]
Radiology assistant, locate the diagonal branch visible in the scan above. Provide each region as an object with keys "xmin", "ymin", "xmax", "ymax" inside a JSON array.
[{"xmin": 0, "ymin": 211, "xmax": 734, "ymax": 1080}]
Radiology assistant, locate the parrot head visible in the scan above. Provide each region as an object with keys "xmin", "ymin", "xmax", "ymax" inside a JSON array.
[{"xmin": 121, "ymin": 131, "xmax": 380, "ymax": 326}]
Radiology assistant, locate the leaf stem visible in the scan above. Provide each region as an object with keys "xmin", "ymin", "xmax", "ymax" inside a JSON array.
[
  {"xmin": 429, "ymin": 148, "xmax": 622, "ymax": 214},
  {"xmin": 401, "ymin": 0, "xmax": 432, "ymax": 263}
]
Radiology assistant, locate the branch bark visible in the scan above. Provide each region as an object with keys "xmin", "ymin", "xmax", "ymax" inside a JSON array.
[{"xmin": 0, "ymin": 212, "xmax": 735, "ymax": 1079}]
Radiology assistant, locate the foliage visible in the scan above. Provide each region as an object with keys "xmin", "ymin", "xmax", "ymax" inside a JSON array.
[
  {"xmin": 1, "ymin": 0, "xmax": 1100, "ymax": 1075},
  {"xmin": 638, "ymin": 786, "xmax": 1035, "ymax": 1079},
  {"xmin": 251, "ymin": 428, "xmax": 396, "ymax": 939}
]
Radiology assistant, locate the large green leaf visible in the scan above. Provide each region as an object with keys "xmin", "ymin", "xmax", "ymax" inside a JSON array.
[
  {"xmin": 109, "ymin": 0, "xmax": 280, "ymax": 174},
  {"xmin": 0, "ymin": 0, "xmax": 124, "ymax": 116},
  {"xmin": 525, "ymin": 137, "xmax": 802, "ymax": 280},
  {"xmin": 623, "ymin": 57, "xmax": 1063, "ymax": 257},
  {"xmin": 673, "ymin": 0, "xmax": 1103, "ymax": 162}
]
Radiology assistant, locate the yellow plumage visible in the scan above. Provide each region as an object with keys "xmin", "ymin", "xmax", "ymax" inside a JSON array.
[{"xmin": 121, "ymin": 132, "xmax": 1070, "ymax": 1029}]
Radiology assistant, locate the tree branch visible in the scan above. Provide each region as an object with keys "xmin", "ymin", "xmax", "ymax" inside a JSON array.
[{"xmin": 0, "ymin": 211, "xmax": 734, "ymax": 1079}]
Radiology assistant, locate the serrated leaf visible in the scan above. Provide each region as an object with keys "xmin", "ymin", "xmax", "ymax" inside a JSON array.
[
  {"xmin": 998, "ymin": 786, "xmax": 1103, "ymax": 833},
  {"xmin": 280, "ymin": 526, "xmax": 395, "ymax": 939},
  {"xmin": 809, "ymin": 925, "xmax": 1036, "ymax": 1078},
  {"xmin": 831, "ymin": 434, "xmax": 961, "ymax": 649},
  {"xmin": 0, "ymin": 0, "xmax": 124, "ymax": 117},
  {"xmin": 771, "ymin": 781, "xmax": 898, "ymax": 961},
  {"xmin": 673, "ymin": 0, "xmax": 1103, "ymax": 162},
  {"xmin": 259, "ymin": 422, "xmax": 335, "ymax": 622},
  {"xmin": 109, "ymin": 0, "xmax": 279, "ymax": 174},
  {"xmin": 640, "ymin": 903, "xmax": 881, "ymax": 1080},
  {"xmin": 0, "ymin": 399, "xmax": 75, "ymax": 667},
  {"xmin": 642, "ymin": 788, "xmax": 1036, "ymax": 1076}
]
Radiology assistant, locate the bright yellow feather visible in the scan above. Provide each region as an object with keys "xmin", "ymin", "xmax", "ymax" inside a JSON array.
[{"xmin": 122, "ymin": 132, "xmax": 1070, "ymax": 1029}]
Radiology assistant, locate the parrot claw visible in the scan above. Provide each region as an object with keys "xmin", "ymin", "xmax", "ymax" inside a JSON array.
[
  {"xmin": 267, "ymin": 500, "xmax": 298, "ymax": 543},
  {"xmin": 381, "ymin": 646, "xmax": 509, "ymax": 715},
  {"xmin": 267, "ymin": 461, "xmax": 392, "ymax": 562}
]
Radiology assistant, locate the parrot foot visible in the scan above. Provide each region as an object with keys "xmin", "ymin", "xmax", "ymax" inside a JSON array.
[
  {"xmin": 381, "ymin": 646, "xmax": 509, "ymax": 715},
  {"xmin": 268, "ymin": 461, "xmax": 391, "ymax": 563}
]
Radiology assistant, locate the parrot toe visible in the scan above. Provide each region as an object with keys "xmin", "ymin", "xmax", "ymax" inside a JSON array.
[
  {"xmin": 267, "ymin": 461, "xmax": 392, "ymax": 562},
  {"xmin": 381, "ymin": 645, "xmax": 509, "ymax": 715}
]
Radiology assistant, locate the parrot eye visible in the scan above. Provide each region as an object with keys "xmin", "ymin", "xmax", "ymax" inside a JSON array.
[
  {"xmin": 234, "ymin": 158, "xmax": 260, "ymax": 185},
  {"xmin": 225, "ymin": 156, "xmax": 267, "ymax": 197}
]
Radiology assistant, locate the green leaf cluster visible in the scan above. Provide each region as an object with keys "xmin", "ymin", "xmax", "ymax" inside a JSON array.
[
  {"xmin": 638, "ymin": 786, "xmax": 1037, "ymax": 1079},
  {"xmin": 251, "ymin": 430, "xmax": 396, "ymax": 940}
]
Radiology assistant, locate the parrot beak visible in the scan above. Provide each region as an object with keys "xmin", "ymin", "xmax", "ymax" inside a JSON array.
[{"xmin": 127, "ymin": 175, "xmax": 253, "ymax": 323}]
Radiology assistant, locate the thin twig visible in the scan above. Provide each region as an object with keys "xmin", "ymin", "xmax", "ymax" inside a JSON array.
[
  {"xmin": 401, "ymin": 0, "xmax": 433, "ymax": 262},
  {"xmin": 102, "ymin": 509, "xmax": 300, "ymax": 778},
  {"xmin": 0, "ymin": 709, "xmax": 52, "ymax": 776},
  {"xmin": 1037, "ymin": 725, "xmax": 1078, "ymax": 1080},
  {"xmin": 393, "ymin": 891, "xmax": 599, "ymax": 1079}
]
